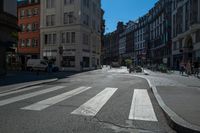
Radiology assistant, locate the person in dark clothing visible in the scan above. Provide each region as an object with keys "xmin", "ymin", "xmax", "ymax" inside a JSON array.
[
  {"xmin": 194, "ymin": 61, "xmax": 199, "ymax": 77},
  {"xmin": 179, "ymin": 61, "xmax": 185, "ymax": 75},
  {"xmin": 48, "ymin": 61, "xmax": 53, "ymax": 73}
]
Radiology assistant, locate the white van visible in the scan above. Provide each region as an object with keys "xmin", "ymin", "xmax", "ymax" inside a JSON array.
[{"xmin": 27, "ymin": 59, "xmax": 48, "ymax": 71}]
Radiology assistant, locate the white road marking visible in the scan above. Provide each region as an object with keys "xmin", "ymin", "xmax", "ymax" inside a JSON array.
[
  {"xmin": 0, "ymin": 86, "xmax": 42, "ymax": 97},
  {"xmin": 21, "ymin": 86, "xmax": 92, "ymax": 111},
  {"xmin": 0, "ymin": 86, "xmax": 65, "ymax": 107},
  {"xmin": 71, "ymin": 87, "xmax": 117, "ymax": 116},
  {"xmin": 129, "ymin": 89, "xmax": 158, "ymax": 121}
]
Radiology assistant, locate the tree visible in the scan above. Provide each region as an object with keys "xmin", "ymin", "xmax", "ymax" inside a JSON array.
[{"xmin": 125, "ymin": 59, "xmax": 132, "ymax": 68}]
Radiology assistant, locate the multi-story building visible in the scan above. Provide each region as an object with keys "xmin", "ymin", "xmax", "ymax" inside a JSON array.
[
  {"xmin": 172, "ymin": 0, "xmax": 200, "ymax": 69},
  {"xmin": 0, "ymin": 0, "xmax": 18, "ymax": 75},
  {"xmin": 119, "ymin": 31, "xmax": 126, "ymax": 59},
  {"xmin": 103, "ymin": 22, "xmax": 125, "ymax": 65},
  {"xmin": 103, "ymin": 33, "xmax": 112, "ymax": 65},
  {"xmin": 148, "ymin": 0, "xmax": 172, "ymax": 67},
  {"xmin": 17, "ymin": 0, "xmax": 40, "ymax": 70},
  {"xmin": 134, "ymin": 15, "xmax": 149, "ymax": 66},
  {"xmin": 100, "ymin": 9, "xmax": 105, "ymax": 65},
  {"xmin": 119, "ymin": 21, "xmax": 135, "ymax": 65},
  {"xmin": 40, "ymin": 0, "xmax": 102, "ymax": 71}
]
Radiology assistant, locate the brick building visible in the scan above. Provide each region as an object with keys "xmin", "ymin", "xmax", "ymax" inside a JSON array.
[{"xmin": 17, "ymin": 0, "xmax": 40, "ymax": 69}]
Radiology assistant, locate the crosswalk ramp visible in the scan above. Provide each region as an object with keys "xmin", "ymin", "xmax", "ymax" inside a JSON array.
[{"xmin": 0, "ymin": 85, "xmax": 158, "ymax": 122}]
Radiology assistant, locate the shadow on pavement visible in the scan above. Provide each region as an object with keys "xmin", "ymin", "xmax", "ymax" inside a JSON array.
[{"xmin": 0, "ymin": 70, "xmax": 83, "ymax": 86}]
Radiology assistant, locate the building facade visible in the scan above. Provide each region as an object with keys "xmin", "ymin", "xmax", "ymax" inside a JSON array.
[
  {"xmin": 18, "ymin": 0, "xmax": 40, "ymax": 70},
  {"xmin": 134, "ymin": 15, "xmax": 149, "ymax": 66},
  {"xmin": 0, "ymin": 0, "xmax": 18, "ymax": 76},
  {"xmin": 103, "ymin": 33, "xmax": 112, "ymax": 65},
  {"xmin": 119, "ymin": 21, "xmax": 135, "ymax": 65},
  {"xmin": 172, "ymin": 0, "xmax": 200, "ymax": 69},
  {"xmin": 40, "ymin": 0, "xmax": 102, "ymax": 71},
  {"xmin": 103, "ymin": 22, "xmax": 125, "ymax": 65},
  {"xmin": 148, "ymin": 0, "xmax": 172, "ymax": 67}
]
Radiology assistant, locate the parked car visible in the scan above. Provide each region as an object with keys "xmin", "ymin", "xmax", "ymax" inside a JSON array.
[
  {"xmin": 27, "ymin": 59, "xmax": 59, "ymax": 72},
  {"xmin": 135, "ymin": 66, "xmax": 143, "ymax": 73},
  {"xmin": 111, "ymin": 62, "xmax": 121, "ymax": 68}
]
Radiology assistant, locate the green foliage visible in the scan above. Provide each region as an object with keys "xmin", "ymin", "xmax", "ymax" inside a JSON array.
[
  {"xmin": 10, "ymin": 32, "xmax": 18, "ymax": 41},
  {"xmin": 125, "ymin": 59, "xmax": 132, "ymax": 67}
]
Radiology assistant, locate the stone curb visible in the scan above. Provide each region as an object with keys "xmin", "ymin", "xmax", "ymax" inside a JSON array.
[
  {"xmin": 0, "ymin": 78, "xmax": 58, "ymax": 94},
  {"xmin": 134, "ymin": 75, "xmax": 200, "ymax": 133}
]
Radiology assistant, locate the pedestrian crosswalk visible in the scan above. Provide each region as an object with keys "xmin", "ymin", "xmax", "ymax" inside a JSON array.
[
  {"xmin": 22, "ymin": 86, "xmax": 91, "ymax": 111},
  {"xmin": 0, "ymin": 86, "xmax": 65, "ymax": 106},
  {"xmin": 0, "ymin": 85, "xmax": 158, "ymax": 122},
  {"xmin": 129, "ymin": 89, "xmax": 157, "ymax": 121},
  {"xmin": 71, "ymin": 87, "xmax": 117, "ymax": 116}
]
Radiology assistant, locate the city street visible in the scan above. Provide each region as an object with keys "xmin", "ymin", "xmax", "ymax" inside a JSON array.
[
  {"xmin": 1, "ymin": 0, "xmax": 200, "ymax": 133},
  {"xmin": 0, "ymin": 68, "xmax": 175, "ymax": 133}
]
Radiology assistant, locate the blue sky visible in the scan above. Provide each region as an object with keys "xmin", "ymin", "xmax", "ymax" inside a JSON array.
[{"xmin": 102, "ymin": 0, "xmax": 158, "ymax": 33}]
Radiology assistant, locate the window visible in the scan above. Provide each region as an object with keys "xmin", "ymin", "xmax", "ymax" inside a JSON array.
[
  {"xmin": 64, "ymin": 12, "xmax": 75, "ymax": 24},
  {"xmin": 92, "ymin": 20, "xmax": 96, "ymax": 30},
  {"xmin": 44, "ymin": 34, "xmax": 56, "ymax": 45},
  {"xmin": 61, "ymin": 33, "xmax": 66, "ymax": 43},
  {"xmin": 32, "ymin": 23, "xmax": 37, "ymax": 31},
  {"xmin": 53, "ymin": 34, "xmax": 56, "ymax": 44},
  {"xmin": 69, "ymin": 12, "xmax": 74, "ymax": 24},
  {"xmin": 21, "ymin": 40, "xmax": 25, "ymax": 47},
  {"xmin": 62, "ymin": 56, "xmax": 75, "ymax": 67},
  {"xmin": 32, "ymin": 39, "xmax": 38, "ymax": 47},
  {"xmin": 83, "ymin": 14, "xmax": 89, "ymax": 26},
  {"xmin": 173, "ymin": 42, "xmax": 177, "ymax": 51},
  {"xmin": 46, "ymin": 0, "xmax": 55, "ymax": 8},
  {"xmin": 92, "ymin": 2, "xmax": 97, "ymax": 13},
  {"xmin": 64, "ymin": 13, "xmax": 68, "ymax": 24},
  {"xmin": 27, "ymin": 24, "xmax": 32, "ymax": 32},
  {"xmin": 83, "ymin": 33, "xmax": 89, "ymax": 45},
  {"xmin": 64, "ymin": 0, "xmax": 74, "ymax": 5},
  {"xmin": 33, "ymin": 8, "xmax": 39, "ymax": 15},
  {"xmin": 66, "ymin": 32, "xmax": 70, "ymax": 43},
  {"xmin": 20, "ymin": 24, "xmax": 26, "ymax": 32},
  {"xmin": 83, "ymin": 57, "xmax": 90, "ymax": 67},
  {"xmin": 71, "ymin": 32, "xmax": 75, "ymax": 43},
  {"xmin": 26, "ymin": 39, "xmax": 31, "ymax": 47},
  {"xmin": 196, "ymin": 30, "xmax": 200, "ymax": 43},
  {"xmin": 27, "ymin": 9, "xmax": 32, "ymax": 17},
  {"xmin": 83, "ymin": 0, "xmax": 90, "ymax": 8},
  {"xmin": 46, "ymin": 15, "xmax": 55, "ymax": 26},
  {"xmin": 61, "ymin": 32, "xmax": 75, "ymax": 44},
  {"xmin": 20, "ymin": 10, "xmax": 25, "ymax": 18},
  {"xmin": 44, "ymin": 34, "xmax": 48, "ymax": 44}
]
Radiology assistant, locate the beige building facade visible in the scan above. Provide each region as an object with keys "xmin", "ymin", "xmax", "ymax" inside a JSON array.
[{"xmin": 40, "ymin": 0, "xmax": 102, "ymax": 71}]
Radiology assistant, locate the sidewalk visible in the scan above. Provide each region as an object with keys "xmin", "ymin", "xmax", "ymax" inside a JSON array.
[
  {"xmin": 0, "ymin": 71, "xmax": 77, "ymax": 93},
  {"xmin": 136, "ymin": 69, "xmax": 200, "ymax": 133}
]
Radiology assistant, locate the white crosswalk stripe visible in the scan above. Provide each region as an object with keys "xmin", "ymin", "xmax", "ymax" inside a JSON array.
[
  {"xmin": 0, "ymin": 86, "xmax": 65, "ymax": 107},
  {"xmin": 71, "ymin": 87, "xmax": 117, "ymax": 116},
  {"xmin": 0, "ymin": 86, "xmax": 42, "ymax": 97},
  {"xmin": 129, "ymin": 89, "xmax": 158, "ymax": 121},
  {"xmin": 0, "ymin": 85, "xmax": 158, "ymax": 123},
  {"xmin": 21, "ymin": 86, "xmax": 92, "ymax": 111}
]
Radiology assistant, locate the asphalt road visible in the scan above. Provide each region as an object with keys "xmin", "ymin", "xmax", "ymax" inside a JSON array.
[{"xmin": 0, "ymin": 68, "xmax": 175, "ymax": 133}]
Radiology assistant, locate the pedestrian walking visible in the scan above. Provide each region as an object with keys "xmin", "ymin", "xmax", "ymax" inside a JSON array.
[
  {"xmin": 193, "ymin": 61, "xmax": 199, "ymax": 77},
  {"xmin": 186, "ymin": 61, "xmax": 192, "ymax": 76},
  {"xmin": 179, "ymin": 61, "xmax": 185, "ymax": 75},
  {"xmin": 48, "ymin": 61, "xmax": 53, "ymax": 73}
]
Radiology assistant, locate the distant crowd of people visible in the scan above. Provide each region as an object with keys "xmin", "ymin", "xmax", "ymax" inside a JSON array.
[{"xmin": 179, "ymin": 61, "xmax": 200, "ymax": 77}]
